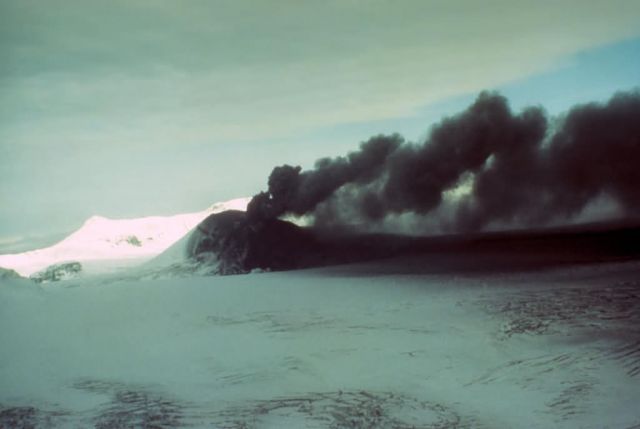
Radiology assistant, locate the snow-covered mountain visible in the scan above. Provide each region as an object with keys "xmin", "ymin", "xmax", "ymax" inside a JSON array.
[{"xmin": 0, "ymin": 198, "xmax": 250, "ymax": 278}]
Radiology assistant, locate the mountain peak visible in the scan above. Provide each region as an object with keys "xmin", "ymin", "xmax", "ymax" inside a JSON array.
[{"xmin": 0, "ymin": 198, "xmax": 250, "ymax": 277}]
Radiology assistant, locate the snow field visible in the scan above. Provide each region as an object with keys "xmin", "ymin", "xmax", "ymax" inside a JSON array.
[{"xmin": 1, "ymin": 262, "xmax": 639, "ymax": 427}]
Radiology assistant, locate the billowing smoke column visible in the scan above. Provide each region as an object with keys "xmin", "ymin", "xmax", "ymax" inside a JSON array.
[
  {"xmin": 247, "ymin": 135, "xmax": 403, "ymax": 220},
  {"xmin": 248, "ymin": 90, "xmax": 640, "ymax": 232}
]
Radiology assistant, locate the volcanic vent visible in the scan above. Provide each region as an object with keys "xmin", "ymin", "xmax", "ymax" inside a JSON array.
[{"xmin": 186, "ymin": 210, "xmax": 322, "ymax": 275}]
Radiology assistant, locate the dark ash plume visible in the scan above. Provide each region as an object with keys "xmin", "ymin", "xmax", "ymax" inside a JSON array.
[
  {"xmin": 248, "ymin": 90, "xmax": 640, "ymax": 232},
  {"xmin": 247, "ymin": 135, "xmax": 403, "ymax": 221}
]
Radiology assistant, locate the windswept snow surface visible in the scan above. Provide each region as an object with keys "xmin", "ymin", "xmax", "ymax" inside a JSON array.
[
  {"xmin": 0, "ymin": 198, "xmax": 250, "ymax": 277},
  {"xmin": 1, "ymin": 260, "xmax": 639, "ymax": 428}
]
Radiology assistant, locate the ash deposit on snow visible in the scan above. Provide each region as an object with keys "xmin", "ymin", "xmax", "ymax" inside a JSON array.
[
  {"xmin": 29, "ymin": 261, "xmax": 82, "ymax": 283},
  {"xmin": 186, "ymin": 210, "xmax": 320, "ymax": 275},
  {"xmin": 186, "ymin": 210, "xmax": 640, "ymax": 276}
]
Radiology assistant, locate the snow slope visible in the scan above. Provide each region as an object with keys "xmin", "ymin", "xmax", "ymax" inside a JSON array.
[
  {"xmin": 0, "ymin": 198, "xmax": 249, "ymax": 277},
  {"xmin": 0, "ymin": 260, "xmax": 639, "ymax": 428}
]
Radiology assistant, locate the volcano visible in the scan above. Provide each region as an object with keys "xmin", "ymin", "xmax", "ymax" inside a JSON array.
[
  {"xmin": 186, "ymin": 210, "xmax": 640, "ymax": 275},
  {"xmin": 186, "ymin": 210, "xmax": 321, "ymax": 274}
]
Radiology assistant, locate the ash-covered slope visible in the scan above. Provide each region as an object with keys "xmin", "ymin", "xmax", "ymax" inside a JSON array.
[
  {"xmin": 187, "ymin": 210, "xmax": 322, "ymax": 274},
  {"xmin": 186, "ymin": 210, "xmax": 436, "ymax": 274},
  {"xmin": 188, "ymin": 211, "xmax": 640, "ymax": 275}
]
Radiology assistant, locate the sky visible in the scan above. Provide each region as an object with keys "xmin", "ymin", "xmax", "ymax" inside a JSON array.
[{"xmin": 1, "ymin": 0, "xmax": 640, "ymax": 248}]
